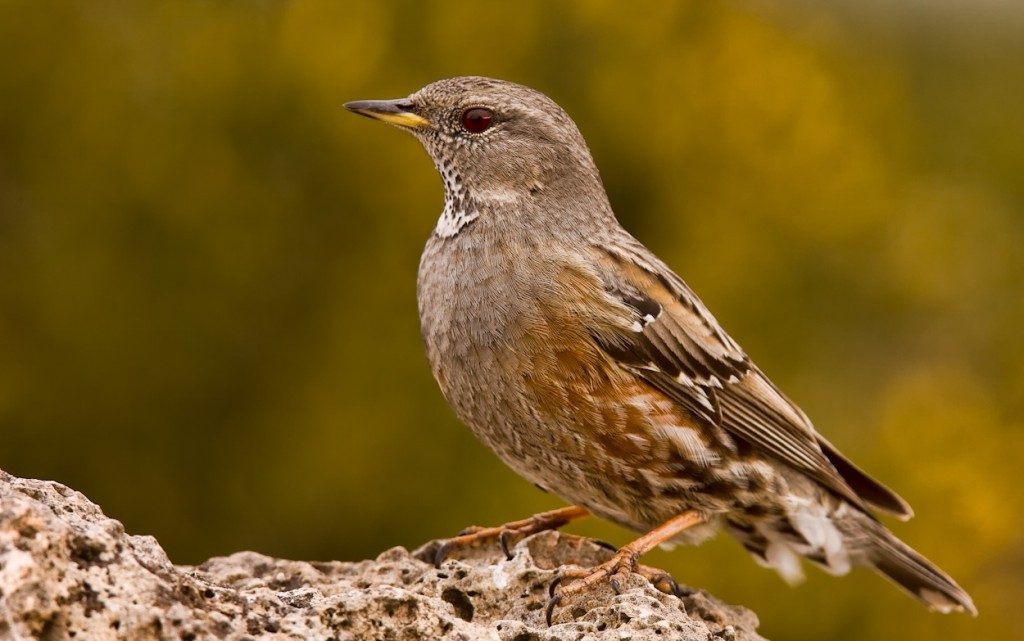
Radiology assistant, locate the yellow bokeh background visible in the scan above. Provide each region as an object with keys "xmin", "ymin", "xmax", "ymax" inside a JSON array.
[{"xmin": 1, "ymin": 2, "xmax": 1021, "ymax": 639}]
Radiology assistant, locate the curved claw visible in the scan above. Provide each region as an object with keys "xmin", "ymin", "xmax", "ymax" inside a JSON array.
[
  {"xmin": 661, "ymin": 575, "xmax": 682, "ymax": 597},
  {"xmin": 434, "ymin": 540, "xmax": 456, "ymax": 568},
  {"xmin": 498, "ymin": 530, "xmax": 515, "ymax": 560},
  {"xmin": 609, "ymin": 575, "xmax": 624, "ymax": 596},
  {"xmin": 545, "ymin": 593, "xmax": 562, "ymax": 627},
  {"xmin": 637, "ymin": 564, "xmax": 684, "ymax": 597},
  {"xmin": 547, "ymin": 575, "xmax": 564, "ymax": 598}
]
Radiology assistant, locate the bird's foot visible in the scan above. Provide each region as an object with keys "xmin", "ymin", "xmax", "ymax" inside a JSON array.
[
  {"xmin": 545, "ymin": 547, "xmax": 642, "ymax": 626},
  {"xmin": 434, "ymin": 505, "xmax": 589, "ymax": 568},
  {"xmin": 545, "ymin": 510, "xmax": 703, "ymax": 625},
  {"xmin": 544, "ymin": 557, "xmax": 685, "ymax": 625}
]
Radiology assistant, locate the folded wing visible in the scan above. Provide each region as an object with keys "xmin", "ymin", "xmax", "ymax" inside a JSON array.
[{"xmin": 590, "ymin": 240, "xmax": 912, "ymax": 519}]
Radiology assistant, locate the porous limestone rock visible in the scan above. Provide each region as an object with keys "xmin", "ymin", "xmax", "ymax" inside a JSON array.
[{"xmin": 0, "ymin": 471, "xmax": 765, "ymax": 640}]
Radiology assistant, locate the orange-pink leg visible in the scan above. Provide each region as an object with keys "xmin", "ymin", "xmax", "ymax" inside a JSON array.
[
  {"xmin": 546, "ymin": 510, "xmax": 704, "ymax": 625},
  {"xmin": 434, "ymin": 505, "xmax": 591, "ymax": 567}
]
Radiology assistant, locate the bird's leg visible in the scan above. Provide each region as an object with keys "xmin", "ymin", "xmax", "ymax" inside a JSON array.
[
  {"xmin": 434, "ymin": 505, "xmax": 590, "ymax": 567},
  {"xmin": 546, "ymin": 510, "xmax": 703, "ymax": 626}
]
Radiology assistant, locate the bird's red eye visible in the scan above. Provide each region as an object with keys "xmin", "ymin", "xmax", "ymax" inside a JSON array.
[{"xmin": 461, "ymin": 107, "xmax": 493, "ymax": 133}]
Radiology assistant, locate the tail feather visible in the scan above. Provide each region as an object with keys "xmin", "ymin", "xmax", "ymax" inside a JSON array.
[
  {"xmin": 865, "ymin": 520, "xmax": 977, "ymax": 615},
  {"xmin": 733, "ymin": 503, "xmax": 977, "ymax": 615}
]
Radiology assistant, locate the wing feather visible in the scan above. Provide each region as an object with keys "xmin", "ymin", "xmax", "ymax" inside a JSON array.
[{"xmin": 592, "ymin": 241, "xmax": 911, "ymax": 519}]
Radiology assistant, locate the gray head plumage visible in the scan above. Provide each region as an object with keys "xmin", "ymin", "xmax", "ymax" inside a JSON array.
[{"xmin": 346, "ymin": 76, "xmax": 615, "ymax": 238}]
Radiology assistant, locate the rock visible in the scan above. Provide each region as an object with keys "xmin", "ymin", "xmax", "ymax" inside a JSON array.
[{"xmin": 0, "ymin": 470, "xmax": 766, "ymax": 640}]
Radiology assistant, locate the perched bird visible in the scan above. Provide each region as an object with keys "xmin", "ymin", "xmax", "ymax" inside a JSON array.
[{"xmin": 345, "ymin": 77, "xmax": 976, "ymax": 620}]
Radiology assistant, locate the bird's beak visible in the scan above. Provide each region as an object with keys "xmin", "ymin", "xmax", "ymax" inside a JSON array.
[{"xmin": 344, "ymin": 98, "xmax": 430, "ymax": 129}]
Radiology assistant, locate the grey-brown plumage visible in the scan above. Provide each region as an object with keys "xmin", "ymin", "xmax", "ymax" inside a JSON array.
[{"xmin": 345, "ymin": 76, "xmax": 976, "ymax": 615}]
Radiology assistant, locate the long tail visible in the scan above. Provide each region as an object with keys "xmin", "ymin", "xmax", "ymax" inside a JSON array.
[
  {"xmin": 731, "ymin": 501, "xmax": 977, "ymax": 615},
  {"xmin": 863, "ymin": 517, "xmax": 977, "ymax": 615}
]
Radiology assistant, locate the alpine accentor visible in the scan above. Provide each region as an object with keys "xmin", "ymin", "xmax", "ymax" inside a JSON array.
[{"xmin": 345, "ymin": 76, "xmax": 976, "ymax": 620}]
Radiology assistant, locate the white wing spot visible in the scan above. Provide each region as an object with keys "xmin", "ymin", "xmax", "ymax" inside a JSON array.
[
  {"xmin": 696, "ymin": 387, "xmax": 716, "ymax": 411},
  {"xmin": 675, "ymin": 373, "xmax": 695, "ymax": 388}
]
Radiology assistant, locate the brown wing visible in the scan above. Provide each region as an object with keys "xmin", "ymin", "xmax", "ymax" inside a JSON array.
[{"xmin": 591, "ymin": 240, "xmax": 912, "ymax": 519}]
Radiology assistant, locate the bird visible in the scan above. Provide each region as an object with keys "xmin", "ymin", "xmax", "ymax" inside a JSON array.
[{"xmin": 344, "ymin": 76, "xmax": 976, "ymax": 621}]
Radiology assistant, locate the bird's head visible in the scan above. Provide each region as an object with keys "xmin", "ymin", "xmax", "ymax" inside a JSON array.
[{"xmin": 346, "ymin": 76, "xmax": 611, "ymax": 228}]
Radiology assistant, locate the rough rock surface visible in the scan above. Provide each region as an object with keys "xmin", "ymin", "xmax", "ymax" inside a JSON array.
[{"xmin": 0, "ymin": 470, "xmax": 766, "ymax": 640}]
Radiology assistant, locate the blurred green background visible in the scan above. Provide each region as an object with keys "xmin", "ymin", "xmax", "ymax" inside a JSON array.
[{"xmin": 1, "ymin": 1, "xmax": 1021, "ymax": 638}]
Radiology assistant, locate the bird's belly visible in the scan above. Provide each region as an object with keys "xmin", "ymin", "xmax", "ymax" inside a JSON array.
[{"xmin": 424, "ymin": 321, "xmax": 746, "ymax": 534}]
